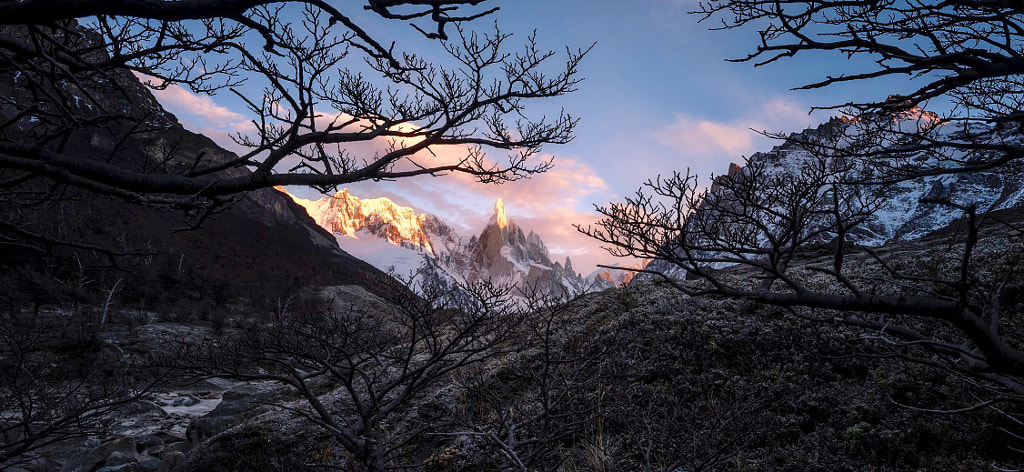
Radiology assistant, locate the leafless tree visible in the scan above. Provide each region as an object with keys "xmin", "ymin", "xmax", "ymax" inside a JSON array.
[
  {"xmin": 0, "ymin": 315, "xmax": 160, "ymax": 467},
  {"xmin": 178, "ymin": 272, "xmax": 526, "ymax": 471},
  {"xmin": 578, "ymin": 0, "xmax": 1024, "ymax": 419},
  {"xmin": 583, "ymin": 131, "xmax": 1024, "ymax": 413},
  {"xmin": 434, "ymin": 285, "xmax": 604, "ymax": 471},
  {"xmin": 0, "ymin": 0, "xmax": 588, "ymax": 212},
  {"xmin": 694, "ymin": 0, "xmax": 1024, "ymax": 180}
]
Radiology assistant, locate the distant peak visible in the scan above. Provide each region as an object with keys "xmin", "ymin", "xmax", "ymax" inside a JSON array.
[{"xmin": 494, "ymin": 198, "xmax": 507, "ymax": 229}]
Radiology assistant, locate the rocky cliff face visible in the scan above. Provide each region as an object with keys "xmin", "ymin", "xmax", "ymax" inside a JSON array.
[
  {"xmin": 293, "ymin": 188, "xmax": 458, "ymax": 254},
  {"xmin": 645, "ymin": 109, "xmax": 1024, "ymax": 278},
  {"xmin": 291, "ymin": 191, "xmax": 603, "ymax": 295},
  {"xmin": 0, "ymin": 24, "xmax": 388, "ymax": 296},
  {"xmin": 460, "ymin": 199, "xmax": 594, "ymax": 294},
  {"xmin": 590, "ymin": 263, "xmax": 646, "ymax": 287},
  {"xmin": 748, "ymin": 110, "xmax": 1024, "ymax": 244}
]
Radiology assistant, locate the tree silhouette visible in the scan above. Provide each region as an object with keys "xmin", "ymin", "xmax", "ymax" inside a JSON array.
[
  {"xmin": 695, "ymin": 0, "xmax": 1024, "ymax": 178},
  {"xmin": 0, "ymin": 1, "xmax": 588, "ymax": 210},
  {"xmin": 177, "ymin": 274, "xmax": 525, "ymax": 471},
  {"xmin": 583, "ymin": 0, "xmax": 1024, "ymax": 415}
]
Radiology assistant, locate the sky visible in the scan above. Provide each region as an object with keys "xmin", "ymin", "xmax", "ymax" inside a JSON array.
[{"xmin": 147, "ymin": 0, "xmax": 910, "ymax": 274}]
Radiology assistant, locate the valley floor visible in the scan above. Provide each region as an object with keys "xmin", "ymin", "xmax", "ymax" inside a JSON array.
[{"xmin": 4, "ymin": 279, "xmax": 1020, "ymax": 471}]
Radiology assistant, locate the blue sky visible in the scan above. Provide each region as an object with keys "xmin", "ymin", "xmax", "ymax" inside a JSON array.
[{"xmin": 150, "ymin": 0, "xmax": 910, "ymax": 273}]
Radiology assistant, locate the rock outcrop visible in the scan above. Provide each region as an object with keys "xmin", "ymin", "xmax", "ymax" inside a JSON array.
[
  {"xmin": 0, "ymin": 24, "xmax": 390, "ymax": 297},
  {"xmin": 645, "ymin": 108, "xmax": 1024, "ymax": 278}
]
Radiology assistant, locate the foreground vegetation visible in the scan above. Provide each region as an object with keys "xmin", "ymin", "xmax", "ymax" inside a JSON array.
[{"xmin": 4, "ymin": 223, "xmax": 1023, "ymax": 470}]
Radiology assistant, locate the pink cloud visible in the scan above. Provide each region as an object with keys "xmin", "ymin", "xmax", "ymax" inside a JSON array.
[
  {"xmin": 133, "ymin": 73, "xmax": 250, "ymax": 133},
  {"xmin": 654, "ymin": 97, "xmax": 820, "ymax": 176},
  {"xmin": 154, "ymin": 86, "xmax": 247, "ymax": 129},
  {"xmin": 332, "ymin": 153, "xmax": 625, "ymax": 274},
  {"xmin": 657, "ymin": 118, "xmax": 755, "ymax": 158},
  {"xmin": 144, "ymin": 85, "xmax": 634, "ymax": 274}
]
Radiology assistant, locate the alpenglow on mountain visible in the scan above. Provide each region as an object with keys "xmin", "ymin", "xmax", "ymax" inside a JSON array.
[{"xmin": 287, "ymin": 189, "xmax": 609, "ymax": 294}]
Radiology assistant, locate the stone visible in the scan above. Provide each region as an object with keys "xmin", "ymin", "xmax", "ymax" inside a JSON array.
[
  {"xmin": 184, "ymin": 388, "xmax": 262, "ymax": 443},
  {"xmin": 171, "ymin": 395, "xmax": 199, "ymax": 407},
  {"xmin": 135, "ymin": 434, "xmax": 165, "ymax": 450},
  {"xmin": 138, "ymin": 454, "xmax": 161, "ymax": 470},
  {"xmin": 156, "ymin": 452, "xmax": 186, "ymax": 472},
  {"xmin": 185, "ymin": 415, "xmax": 237, "ymax": 444},
  {"xmin": 161, "ymin": 441, "xmax": 193, "ymax": 455},
  {"xmin": 144, "ymin": 445, "xmax": 166, "ymax": 458},
  {"xmin": 64, "ymin": 437, "xmax": 138, "ymax": 472},
  {"xmin": 118, "ymin": 400, "xmax": 169, "ymax": 419},
  {"xmin": 96, "ymin": 464, "xmax": 137, "ymax": 472},
  {"xmin": 153, "ymin": 430, "xmax": 187, "ymax": 444}
]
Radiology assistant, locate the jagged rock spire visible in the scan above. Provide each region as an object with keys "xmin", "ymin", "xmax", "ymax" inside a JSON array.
[
  {"xmin": 290, "ymin": 189, "xmax": 604, "ymax": 296},
  {"xmin": 494, "ymin": 198, "xmax": 507, "ymax": 229}
]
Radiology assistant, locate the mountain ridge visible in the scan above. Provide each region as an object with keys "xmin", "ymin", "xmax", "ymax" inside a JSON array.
[
  {"xmin": 644, "ymin": 108, "xmax": 1024, "ymax": 279},
  {"xmin": 0, "ymin": 24, "xmax": 394, "ymax": 301},
  {"xmin": 288, "ymin": 189, "xmax": 614, "ymax": 294}
]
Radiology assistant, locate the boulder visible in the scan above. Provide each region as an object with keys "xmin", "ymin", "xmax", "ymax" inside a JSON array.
[
  {"xmin": 5, "ymin": 456, "xmax": 62, "ymax": 472},
  {"xmin": 115, "ymin": 400, "xmax": 169, "ymax": 419},
  {"xmin": 26, "ymin": 436, "xmax": 100, "ymax": 468},
  {"xmin": 185, "ymin": 415, "xmax": 238, "ymax": 444},
  {"xmin": 98, "ymin": 438, "xmax": 139, "ymax": 469},
  {"xmin": 153, "ymin": 430, "xmax": 187, "ymax": 444},
  {"xmin": 184, "ymin": 389, "xmax": 263, "ymax": 443},
  {"xmin": 138, "ymin": 454, "xmax": 161, "ymax": 470},
  {"xmin": 161, "ymin": 442, "xmax": 193, "ymax": 456},
  {"xmin": 171, "ymin": 395, "xmax": 199, "ymax": 407},
  {"xmin": 135, "ymin": 434, "xmax": 165, "ymax": 450},
  {"xmin": 96, "ymin": 465, "xmax": 137, "ymax": 472},
  {"xmin": 64, "ymin": 437, "xmax": 139, "ymax": 472},
  {"xmin": 156, "ymin": 452, "xmax": 186, "ymax": 472}
]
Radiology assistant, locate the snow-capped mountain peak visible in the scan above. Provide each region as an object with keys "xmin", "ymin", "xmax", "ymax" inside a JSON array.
[
  {"xmin": 644, "ymin": 107, "xmax": 1024, "ymax": 280},
  {"xmin": 287, "ymin": 188, "xmax": 451, "ymax": 255},
  {"xmin": 287, "ymin": 189, "xmax": 611, "ymax": 295},
  {"xmin": 493, "ymin": 198, "xmax": 508, "ymax": 230}
]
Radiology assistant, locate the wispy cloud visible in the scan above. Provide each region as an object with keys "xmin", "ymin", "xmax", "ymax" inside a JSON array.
[
  {"xmin": 144, "ymin": 82, "xmax": 249, "ymax": 131},
  {"xmin": 143, "ymin": 81, "xmax": 633, "ymax": 274},
  {"xmin": 133, "ymin": 74, "xmax": 254, "ymax": 155},
  {"xmin": 654, "ymin": 96, "xmax": 820, "ymax": 176},
  {"xmin": 656, "ymin": 118, "xmax": 756, "ymax": 158},
  {"xmin": 340, "ymin": 154, "xmax": 622, "ymax": 274}
]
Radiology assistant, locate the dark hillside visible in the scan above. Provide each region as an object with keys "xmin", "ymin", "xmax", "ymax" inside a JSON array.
[
  {"xmin": 167, "ymin": 280, "xmax": 1019, "ymax": 471},
  {"xmin": 0, "ymin": 25, "xmax": 391, "ymax": 313}
]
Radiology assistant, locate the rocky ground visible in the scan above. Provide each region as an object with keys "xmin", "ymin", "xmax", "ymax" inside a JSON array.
[
  {"xmin": 4, "ymin": 341, "xmax": 293, "ymax": 472},
  {"xmin": 6, "ymin": 228, "xmax": 1024, "ymax": 471},
  {"xmin": 13, "ymin": 288, "xmax": 1011, "ymax": 471}
]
